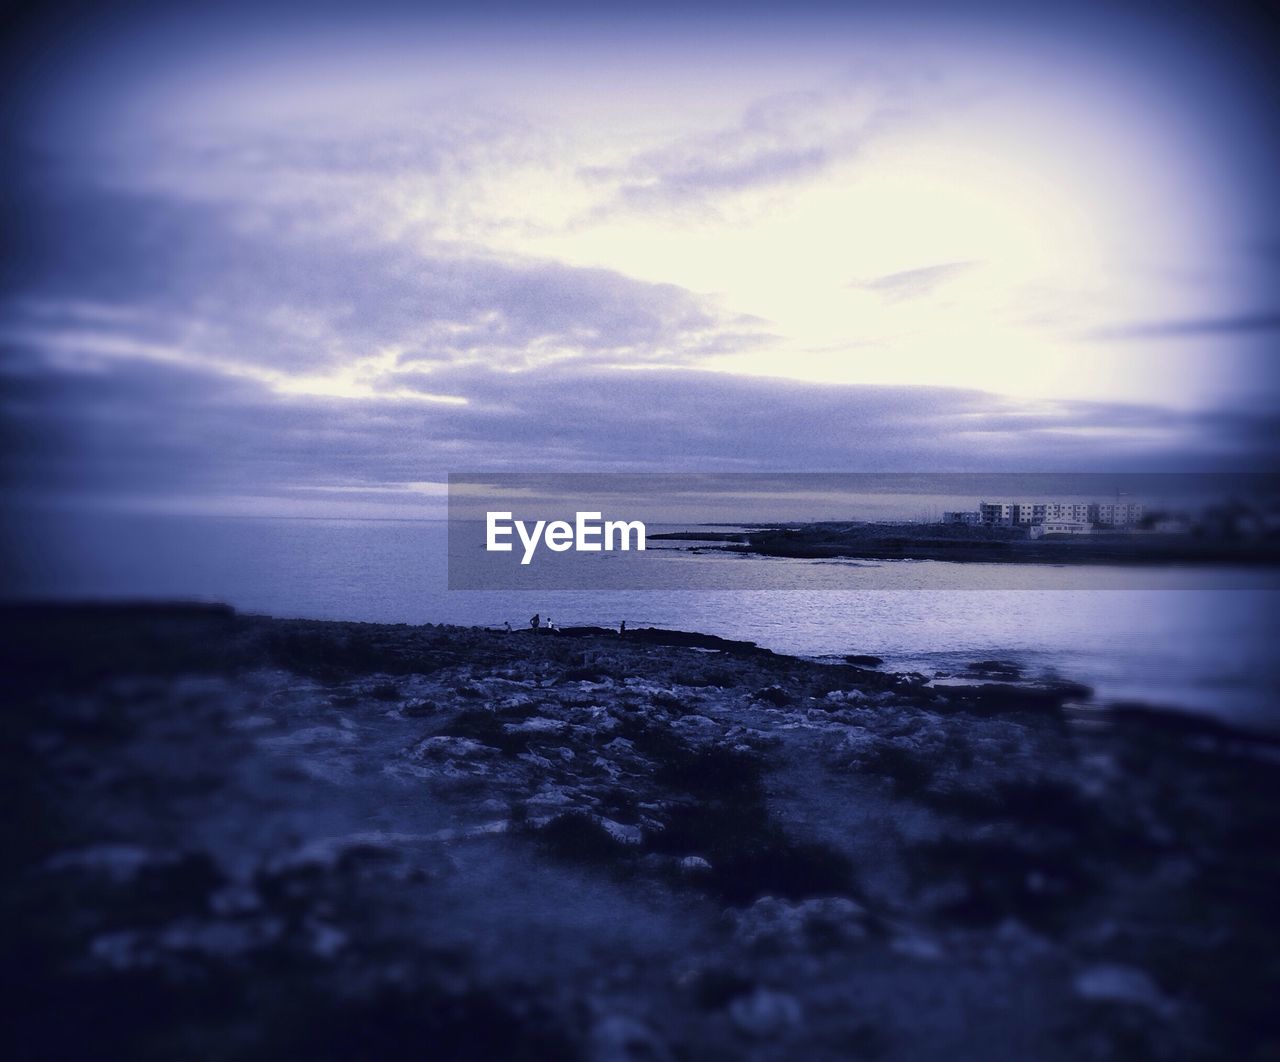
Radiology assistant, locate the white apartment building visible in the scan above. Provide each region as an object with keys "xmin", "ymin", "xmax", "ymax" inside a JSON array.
[
  {"xmin": 1045, "ymin": 502, "xmax": 1094, "ymax": 522},
  {"xmin": 979, "ymin": 499, "xmax": 1144, "ymax": 528},
  {"xmin": 1029, "ymin": 521, "xmax": 1092, "ymax": 538}
]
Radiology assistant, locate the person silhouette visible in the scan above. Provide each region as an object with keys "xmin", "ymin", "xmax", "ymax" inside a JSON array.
[
  {"xmin": 619, "ymin": 619, "xmax": 626, "ymax": 635},
  {"xmin": 530, "ymin": 614, "xmax": 540, "ymax": 630}
]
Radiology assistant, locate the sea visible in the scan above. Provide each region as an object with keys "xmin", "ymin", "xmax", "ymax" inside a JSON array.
[{"xmin": 4, "ymin": 510, "xmax": 1278, "ymax": 732}]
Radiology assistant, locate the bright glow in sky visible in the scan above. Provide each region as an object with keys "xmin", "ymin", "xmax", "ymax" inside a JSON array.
[{"xmin": 44, "ymin": 11, "xmax": 1264, "ymax": 409}]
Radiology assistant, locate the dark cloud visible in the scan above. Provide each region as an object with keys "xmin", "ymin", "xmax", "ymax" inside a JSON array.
[
  {"xmin": 2, "ymin": 180, "xmax": 766, "ymax": 374},
  {"xmin": 1086, "ymin": 313, "xmax": 1280, "ymax": 341},
  {"xmin": 4, "ymin": 351, "xmax": 1274, "ymax": 511},
  {"xmin": 153, "ymin": 107, "xmax": 527, "ymax": 181}
]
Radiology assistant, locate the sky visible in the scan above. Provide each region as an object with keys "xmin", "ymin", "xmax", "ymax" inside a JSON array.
[{"xmin": 2, "ymin": 0, "xmax": 1279, "ymax": 517}]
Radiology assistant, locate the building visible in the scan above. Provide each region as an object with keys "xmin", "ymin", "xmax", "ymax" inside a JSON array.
[
  {"xmin": 1013, "ymin": 502, "xmax": 1043, "ymax": 525},
  {"xmin": 979, "ymin": 502, "xmax": 1017, "ymax": 526},
  {"xmin": 979, "ymin": 501, "xmax": 1050, "ymax": 526},
  {"xmin": 1090, "ymin": 502, "xmax": 1144, "ymax": 527},
  {"xmin": 941, "ymin": 510, "xmax": 982, "ymax": 526},
  {"xmin": 1029, "ymin": 521, "xmax": 1092, "ymax": 538},
  {"xmin": 980, "ymin": 499, "xmax": 1144, "ymax": 529},
  {"xmin": 1045, "ymin": 502, "xmax": 1093, "ymax": 523}
]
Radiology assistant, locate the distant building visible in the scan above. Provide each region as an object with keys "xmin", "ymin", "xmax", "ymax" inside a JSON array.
[
  {"xmin": 1047, "ymin": 502, "xmax": 1093, "ymax": 523},
  {"xmin": 979, "ymin": 499, "xmax": 1144, "ymax": 529},
  {"xmin": 1029, "ymin": 521, "xmax": 1092, "ymax": 538},
  {"xmin": 1091, "ymin": 501, "xmax": 1145, "ymax": 527},
  {"xmin": 979, "ymin": 502, "xmax": 1017, "ymax": 526},
  {"xmin": 941, "ymin": 510, "xmax": 982, "ymax": 526}
]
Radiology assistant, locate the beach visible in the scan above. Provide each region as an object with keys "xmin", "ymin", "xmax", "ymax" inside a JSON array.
[{"xmin": 4, "ymin": 603, "xmax": 1277, "ymax": 1060}]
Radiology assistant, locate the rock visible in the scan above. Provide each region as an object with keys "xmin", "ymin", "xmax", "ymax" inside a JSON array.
[
  {"xmin": 681, "ymin": 965, "xmax": 755, "ymax": 1010},
  {"xmin": 890, "ymin": 934, "xmax": 944, "ymax": 962},
  {"xmin": 228, "ymin": 714, "xmax": 276, "ymax": 731},
  {"xmin": 92, "ymin": 915, "xmax": 286, "ymax": 970},
  {"xmin": 616, "ymin": 627, "xmax": 767, "ymax": 656},
  {"xmin": 928, "ymin": 681, "xmax": 1089, "ymax": 716},
  {"xmin": 754, "ymin": 686, "xmax": 792, "ymax": 707},
  {"xmin": 733, "ymin": 896, "xmax": 868, "ymax": 951},
  {"xmin": 593, "ymin": 755, "xmax": 624, "ymax": 780},
  {"xmin": 679, "ymin": 855, "xmax": 712, "ymax": 873},
  {"xmin": 308, "ymin": 920, "xmax": 348, "ymax": 959},
  {"xmin": 413, "ymin": 736, "xmax": 497, "ymax": 760},
  {"xmin": 259, "ymin": 726, "xmax": 357, "ymax": 749},
  {"xmin": 267, "ymin": 830, "xmax": 427, "ymax": 873},
  {"xmin": 1074, "ymin": 964, "xmax": 1175, "ymax": 1016},
  {"xmin": 725, "ymin": 725, "xmax": 781, "ymax": 749},
  {"xmin": 46, "ymin": 844, "xmax": 171, "ymax": 883},
  {"xmin": 672, "ymin": 715, "xmax": 719, "ymax": 735},
  {"xmin": 209, "ymin": 882, "xmax": 262, "ymax": 916},
  {"xmin": 965, "ymin": 660, "xmax": 1023, "ymax": 680},
  {"xmin": 729, "ymin": 988, "xmax": 802, "ymax": 1038},
  {"xmin": 589, "ymin": 1014, "xmax": 672, "ymax": 1062},
  {"xmin": 90, "ymin": 929, "xmax": 149, "ymax": 970},
  {"xmin": 504, "ymin": 716, "xmax": 568, "ymax": 734},
  {"xmin": 400, "ymin": 699, "xmax": 436, "ymax": 717},
  {"xmin": 527, "ymin": 786, "xmax": 577, "ymax": 809},
  {"xmin": 845, "ymin": 655, "xmax": 884, "ymax": 667},
  {"xmin": 992, "ymin": 918, "xmax": 1053, "ymax": 960},
  {"xmin": 598, "ymin": 818, "xmax": 643, "ymax": 845},
  {"xmin": 406, "ymin": 734, "xmax": 504, "ymax": 778},
  {"xmin": 160, "ymin": 918, "xmax": 282, "ymax": 958}
]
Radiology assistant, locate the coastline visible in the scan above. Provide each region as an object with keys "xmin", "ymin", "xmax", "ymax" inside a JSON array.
[
  {"xmin": 4, "ymin": 603, "xmax": 1278, "ymax": 1059},
  {"xmin": 652, "ymin": 525, "xmax": 1280, "ymax": 567}
]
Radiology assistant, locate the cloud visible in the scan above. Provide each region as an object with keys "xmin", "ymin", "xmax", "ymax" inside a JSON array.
[
  {"xmin": 5, "ymin": 349, "xmax": 1273, "ymax": 514},
  {"xmin": 580, "ymin": 82, "xmax": 911, "ymax": 219},
  {"xmin": 857, "ymin": 261, "xmax": 974, "ymax": 302},
  {"xmin": 1086, "ymin": 313, "xmax": 1280, "ymax": 341},
  {"xmin": 1, "ymin": 181, "xmax": 770, "ymax": 382}
]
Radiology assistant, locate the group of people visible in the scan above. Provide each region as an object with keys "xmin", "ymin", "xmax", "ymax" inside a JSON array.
[{"xmin": 500, "ymin": 616, "xmax": 627, "ymax": 635}]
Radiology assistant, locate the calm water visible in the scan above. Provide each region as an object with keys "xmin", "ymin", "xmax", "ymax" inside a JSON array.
[{"xmin": 5, "ymin": 511, "xmax": 1278, "ymax": 730}]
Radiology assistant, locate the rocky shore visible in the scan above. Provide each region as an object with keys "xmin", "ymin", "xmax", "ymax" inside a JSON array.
[{"xmin": 3, "ymin": 604, "xmax": 1278, "ymax": 1060}]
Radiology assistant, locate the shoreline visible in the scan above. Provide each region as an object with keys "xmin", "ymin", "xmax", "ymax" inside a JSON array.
[
  {"xmin": 651, "ymin": 519, "xmax": 1280, "ymax": 566},
  {"xmin": 9, "ymin": 598, "xmax": 1275, "ymax": 738},
  {"xmin": 650, "ymin": 530, "xmax": 1280, "ymax": 567},
  {"xmin": 4, "ymin": 603, "xmax": 1278, "ymax": 1058}
]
